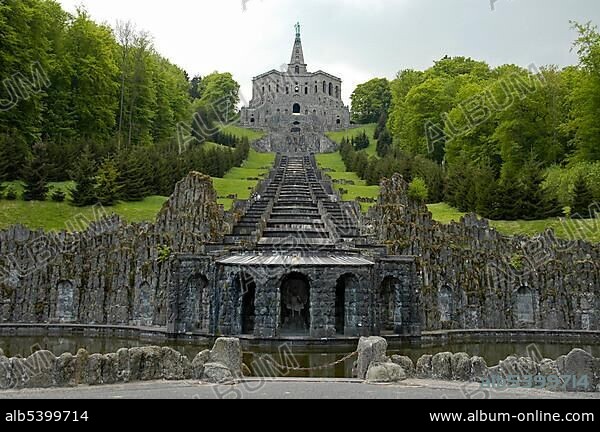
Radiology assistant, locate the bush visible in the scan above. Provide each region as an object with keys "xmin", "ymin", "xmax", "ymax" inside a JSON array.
[
  {"xmin": 51, "ymin": 190, "xmax": 67, "ymax": 202},
  {"xmin": 5, "ymin": 187, "xmax": 18, "ymax": 201},
  {"xmin": 408, "ymin": 177, "xmax": 429, "ymax": 203},
  {"xmin": 543, "ymin": 162, "xmax": 600, "ymax": 207}
]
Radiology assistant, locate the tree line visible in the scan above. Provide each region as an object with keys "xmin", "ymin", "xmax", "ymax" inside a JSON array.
[
  {"xmin": 350, "ymin": 22, "xmax": 600, "ymax": 220},
  {"xmin": 0, "ymin": 0, "xmax": 243, "ymax": 204}
]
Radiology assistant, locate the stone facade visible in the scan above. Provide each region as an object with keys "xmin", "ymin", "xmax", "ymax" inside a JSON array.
[
  {"xmin": 1, "ymin": 165, "xmax": 598, "ymax": 339},
  {"xmin": 371, "ymin": 174, "xmax": 600, "ymax": 332},
  {"xmin": 170, "ymin": 256, "xmax": 419, "ymax": 339},
  {"xmin": 240, "ymin": 23, "xmax": 350, "ymax": 152}
]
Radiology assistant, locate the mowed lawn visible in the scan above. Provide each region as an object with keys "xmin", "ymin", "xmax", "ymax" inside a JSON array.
[
  {"xmin": 0, "ymin": 196, "xmax": 168, "ymax": 231},
  {"xmin": 428, "ymin": 203, "xmax": 600, "ymax": 243},
  {"xmin": 221, "ymin": 125, "xmax": 265, "ymax": 142},
  {"xmin": 214, "ymin": 150, "xmax": 275, "ymax": 209},
  {"xmin": 0, "ymin": 149, "xmax": 275, "ymax": 232},
  {"xmin": 326, "ymin": 123, "xmax": 378, "ymax": 157},
  {"xmin": 315, "ymin": 151, "xmax": 379, "ymax": 213}
]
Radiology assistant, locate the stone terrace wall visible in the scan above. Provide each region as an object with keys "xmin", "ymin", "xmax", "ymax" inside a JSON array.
[
  {"xmin": 0, "ymin": 173, "xmax": 226, "ymax": 327},
  {"xmin": 371, "ymin": 174, "xmax": 600, "ymax": 332}
]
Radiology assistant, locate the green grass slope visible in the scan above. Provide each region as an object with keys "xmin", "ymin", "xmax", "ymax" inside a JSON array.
[
  {"xmin": 428, "ymin": 203, "xmax": 600, "ymax": 243},
  {"xmin": 315, "ymin": 152, "xmax": 379, "ymax": 213},
  {"xmin": 326, "ymin": 123, "xmax": 378, "ymax": 157},
  {"xmin": 0, "ymin": 150, "xmax": 275, "ymax": 232}
]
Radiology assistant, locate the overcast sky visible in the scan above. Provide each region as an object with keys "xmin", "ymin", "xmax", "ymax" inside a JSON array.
[{"xmin": 57, "ymin": 0, "xmax": 600, "ymax": 106}]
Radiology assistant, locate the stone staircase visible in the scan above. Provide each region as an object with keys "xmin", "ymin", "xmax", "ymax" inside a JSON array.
[{"xmin": 223, "ymin": 154, "xmax": 364, "ymax": 252}]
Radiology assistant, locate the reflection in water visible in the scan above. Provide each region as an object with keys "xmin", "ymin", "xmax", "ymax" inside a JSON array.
[{"xmin": 1, "ymin": 336, "xmax": 598, "ymax": 379}]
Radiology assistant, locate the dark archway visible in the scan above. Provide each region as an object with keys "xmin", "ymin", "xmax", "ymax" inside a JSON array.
[
  {"xmin": 329, "ymin": 82, "xmax": 333, "ymax": 96},
  {"xmin": 240, "ymin": 274, "xmax": 256, "ymax": 335},
  {"xmin": 280, "ymin": 273, "xmax": 310, "ymax": 335},
  {"xmin": 292, "ymin": 103, "xmax": 301, "ymax": 114}
]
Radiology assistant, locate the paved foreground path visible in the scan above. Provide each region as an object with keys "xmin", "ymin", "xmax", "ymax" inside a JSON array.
[{"xmin": 1, "ymin": 379, "xmax": 599, "ymax": 399}]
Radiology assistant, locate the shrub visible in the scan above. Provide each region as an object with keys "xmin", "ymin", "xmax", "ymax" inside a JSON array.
[
  {"xmin": 5, "ymin": 187, "xmax": 18, "ymax": 201},
  {"xmin": 408, "ymin": 177, "xmax": 429, "ymax": 203},
  {"xmin": 51, "ymin": 190, "xmax": 67, "ymax": 202}
]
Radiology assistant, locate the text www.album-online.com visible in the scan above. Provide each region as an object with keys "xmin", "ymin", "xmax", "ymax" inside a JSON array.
[{"xmin": 430, "ymin": 411, "xmax": 595, "ymax": 423}]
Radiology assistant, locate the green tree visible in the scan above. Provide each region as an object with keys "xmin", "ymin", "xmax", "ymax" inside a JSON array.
[
  {"xmin": 571, "ymin": 174, "xmax": 595, "ymax": 218},
  {"xmin": 0, "ymin": 129, "xmax": 30, "ymax": 180},
  {"xmin": 408, "ymin": 177, "xmax": 429, "ymax": 203},
  {"xmin": 70, "ymin": 147, "xmax": 97, "ymax": 207},
  {"xmin": 352, "ymin": 131, "xmax": 370, "ymax": 151},
  {"xmin": 23, "ymin": 142, "xmax": 51, "ymax": 201},
  {"xmin": 376, "ymin": 128, "xmax": 392, "ymax": 157},
  {"xmin": 350, "ymin": 78, "xmax": 391, "ymax": 124},
  {"xmin": 118, "ymin": 149, "xmax": 152, "ymax": 201},
  {"xmin": 197, "ymin": 72, "xmax": 240, "ymax": 125},
  {"xmin": 96, "ymin": 157, "xmax": 122, "ymax": 206},
  {"xmin": 569, "ymin": 22, "xmax": 600, "ymax": 161},
  {"xmin": 64, "ymin": 10, "xmax": 120, "ymax": 142}
]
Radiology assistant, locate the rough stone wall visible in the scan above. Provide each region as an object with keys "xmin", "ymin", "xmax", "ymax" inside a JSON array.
[
  {"xmin": 205, "ymin": 264, "xmax": 378, "ymax": 338},
  {"xmin": 0, "ymin": 173, "xmax": 226, "ymax": 327},
  {"xmin": 251, "ymin": 115, "xmax": 338, "ymax": 154},
  {"xmin": 0, "ymin": 337, "xmax": 244, "ymax": 389},
  {"xmin": 371, "ymin": 174, "xmax": 600, "ymax": 332}
]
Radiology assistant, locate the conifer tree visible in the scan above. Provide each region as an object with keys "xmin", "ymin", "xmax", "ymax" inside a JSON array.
[
  {"xmin": 376, "ymin": 128, "xmax": 392, "ymax": 157},
  {"xmin": 23, "ymin": 143, "xmax": 51, "ymax": 202},
  {"xmin": 118, "ymin": 149, "xmax": 152, "ymax": 201},
  {"xmin": 70, "ymin": 146, "xmax": 98, "ymax": 207},
  {"xmin": 96, "ymin": 157, "xmax": 122, "ymax": 206},
  {"xmin": 571, "ymin": 174, "xmax": 595, "ymax": 219}
]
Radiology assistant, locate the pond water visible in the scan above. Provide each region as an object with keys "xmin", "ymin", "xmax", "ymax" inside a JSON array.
[{"xmin": 1, "ymin": 336, "xmax": 598, "ymax": 378}]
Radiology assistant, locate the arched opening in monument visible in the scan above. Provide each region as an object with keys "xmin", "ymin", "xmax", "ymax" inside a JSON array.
[
  {"xmin": 329, "ymin": 82, "xmax": 333, "ymax": 96},
  {"xmin": 137, "ymin": 281, "xmax": 153, "ymax": 326},
  {"xmin": 250, "ymin": 117, "xmax": 255, "ymax": 124},
  {"xmin": 335, "ymin": 86, "xmax": 339, "ymax": 98},
  {"xmin": 379, "ymin": 277, "xmax": 397, "ymax": 333},
  {"xmin": 295, "ymin": 65, "xmax": 300, "ymax": 74},
  {"xmin": 336, "ymin": 118, "xmax": 341, "ymax": 125},
  {"xmin": 240, "ymin": 274, "xmax": 257, "ymax": 335},
  {"xmin": 323, "ymin": 81, "xmax": 327, "ymax": 93},
  {"xmin": 293, "ymin": 103, "xmax": 301, "ymax": 114},
  {"xmin": 335, "ymin": 274, "xmax": 357, "ymax": 335},
  {"xmin": 516, "ymin": 286, "xmax": 535, "ymax": 323},
  {"xmin": 438, "ymin": 285, "xmax": 453, "ymax": 323},
  {"xmin": 183, "ymin": 273, "xmax": 209, "ymax": 333},
  {"xmin": 56, "ymin": 280, "xmax": 74, "ymax": 322},
  {"xmin": 280, "ymin": 273, "xmax": 311, "ymax": 335}
]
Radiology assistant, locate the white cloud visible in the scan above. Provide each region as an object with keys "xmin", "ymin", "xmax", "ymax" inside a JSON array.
[{"xmin": 57, "ymin": 0, "xmax": 600, "ymax": 107}]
